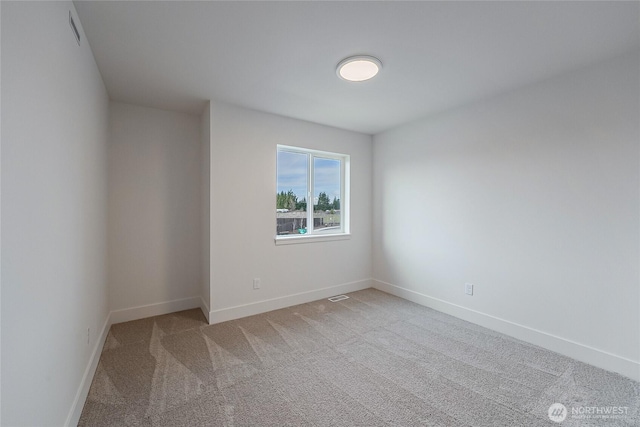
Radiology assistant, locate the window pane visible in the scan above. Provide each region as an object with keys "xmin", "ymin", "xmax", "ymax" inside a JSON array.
[
  {"xmin": 276, "ymin": 150, "xmax": 308, "ymax": 235},
  {"xmin": 313, "ymin": 157, "xmax": 341, "ymax": 233}
]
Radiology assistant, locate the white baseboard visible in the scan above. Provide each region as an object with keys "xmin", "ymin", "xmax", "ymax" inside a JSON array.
[
  {"xmin": 65, "ymin": 294, "xmax": 210, "ymax": 426},
  {"xmin": 200, "ymin": 296, "xmax": 210, "ymax": 323},
  {"xmin": 109, "ymin": 296, "xmax": 202, "ymax": 325},
  {"xmin": 373, "ymin": 279, "xmax": 640, "ymax": 382},
  {"xmin": 65, "ymin": 313, "xmax": 111, "ymax": 427},
  {"xmin": 208, "ymin": 279, "xmax": 373, "ymax": 325}
]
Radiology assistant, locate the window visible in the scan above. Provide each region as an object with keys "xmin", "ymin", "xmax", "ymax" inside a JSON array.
[{"xmin": 276, "ymin": 145, "xmax": 349, "ymax": 243}]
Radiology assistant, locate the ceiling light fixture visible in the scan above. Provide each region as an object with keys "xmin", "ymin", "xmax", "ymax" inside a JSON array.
[{"xmin": 336, "ymin": 55, "xmax": 382, "ymax": 82}]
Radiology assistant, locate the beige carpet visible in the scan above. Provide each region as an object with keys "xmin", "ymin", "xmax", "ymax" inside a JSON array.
[{"xmin": 79, "ymin": 289, "xmax": 639, "ymax": 426}]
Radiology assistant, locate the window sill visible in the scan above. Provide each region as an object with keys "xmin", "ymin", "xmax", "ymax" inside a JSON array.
[{"xmin": 274, "ymin": 233, "xmax": 351, "ymax": 245}]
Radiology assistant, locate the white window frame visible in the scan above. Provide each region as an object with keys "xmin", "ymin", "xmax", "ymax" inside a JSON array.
[{"xmin": 275, "ymin": 145, "xmax": 350, "ymax": 245}]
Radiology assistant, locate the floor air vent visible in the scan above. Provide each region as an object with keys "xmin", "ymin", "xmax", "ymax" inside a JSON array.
[{"xmin": 328, "ymin": 295, "xmax": 349, "ymax": 302}]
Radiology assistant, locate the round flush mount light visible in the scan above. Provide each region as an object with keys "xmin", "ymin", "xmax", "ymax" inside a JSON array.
[{"xmin": 336, "ymin": 55, "xmax": 382, "ymax": 82}]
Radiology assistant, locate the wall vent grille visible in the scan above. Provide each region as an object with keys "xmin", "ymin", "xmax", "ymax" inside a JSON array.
[{"xmin": 69, "ymin": 11, "xmax": 80, "ymax": 45}]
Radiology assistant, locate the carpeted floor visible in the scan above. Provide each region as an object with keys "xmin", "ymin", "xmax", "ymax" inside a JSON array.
[{"xmin": 79, "ymin": 289, "xmax": 639, "ymax": 426}]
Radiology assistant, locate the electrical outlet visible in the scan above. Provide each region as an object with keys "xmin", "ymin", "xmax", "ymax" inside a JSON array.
[
  {"xmin": 253, "ymin": 278, "xmax": 261, "ymax": 290},
  {"xmin": 465, "ymin": 283, "xmax": 474, "ymax": 296}
]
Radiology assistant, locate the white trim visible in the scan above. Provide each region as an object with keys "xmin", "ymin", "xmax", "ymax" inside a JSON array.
[
  {"xmin": 62, "ymin": 281, "xmax": 640, "ymax": 425},
  {"xmin": 65, "ymin": 294, "xmax": 211, "ymax": 425},
  {"xmin": 372, "ymin": 279, "xmax": 640, "ymax": 381},
  {"xmin": 200, "ymin": 296, "xmax": 210, "ymax": 323},
  {"xmin": 109, "ymin": 296, "xmax": 202, "ymax": 325},
  {"xmin": 307, "ymin": 150, "xmax": 314, "ymax": 232},
  {"xmin": 208, "ymin": 279, "xmax": 372, "ymax": 324},
  {"xmin": 275, "ymin": 233, "xmax": 351, "ymax": 245},
  {"xmin": 342, "ymin": 156, "xmax": 350, "ymax": 234},
  {"xmin": 65, "ymin": 313, "xmax": 111, "ymax": 427},
  {"xmin": 277, "ymin": 144, "xmax": 347, "ymax": 160}
]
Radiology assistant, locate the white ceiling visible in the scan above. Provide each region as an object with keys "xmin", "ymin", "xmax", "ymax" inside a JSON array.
[{"xmin": 74, "ymin": 1, "xmax": 639, "ymax": 135}]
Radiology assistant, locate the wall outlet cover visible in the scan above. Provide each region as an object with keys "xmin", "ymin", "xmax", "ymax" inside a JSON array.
[{"xmin": 465, "ymin": 283, "xmax": 473, "ymax": 295}]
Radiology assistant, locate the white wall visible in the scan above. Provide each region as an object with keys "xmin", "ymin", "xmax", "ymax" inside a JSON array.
[
  {"xmin": 201, "ymin": 102, "xmax": 211, "ymax": 319},
  {"xmin": 373, "ymin": 51, "xmax": 640, "ymax": 379},
  {"xmin": 1, "ymin": 2, "xmax": 110, "ymax": 425},
  {"xmin": 208, "ymin": 102, "xmax": 373, "ymax": 321},
  {"xmin": 108, "ymin": 102, "xmax": 202, "ymax": 313},
  {"xmin": 0, "ymin": 2, "xmax": 4, "ymax": 423}
]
